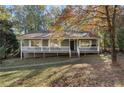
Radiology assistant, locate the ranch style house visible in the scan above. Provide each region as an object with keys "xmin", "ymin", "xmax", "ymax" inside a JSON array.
[{"xmin": 19, "ymin": 31, "xmax": 100, "ymax": 59}]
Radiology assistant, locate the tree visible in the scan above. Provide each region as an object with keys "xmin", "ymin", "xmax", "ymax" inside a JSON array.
[
  {"xmin": 0, "ymin": 20, "xmax": 19, "ymax": 59},
  {"xmin": 0, "ymin": 6, "xmax": 10, "ymax": 64},
  {"xmin": 117, "ymin": 28, "xmax": 124, "ymax": 52},
  {"xmin": 53, "ymin": 5, "xmax": 120, "ymax": 65},
  {"xmin": 105, "ymin": 5, "xmax": 119, "ymax": 65},
  {"xmin": 0, "ymin": 6, "xmax": 19, "ymax": 64},
  {"xmin": 11, "ymin": 5, "xmax": 61, "ymax": 34}
]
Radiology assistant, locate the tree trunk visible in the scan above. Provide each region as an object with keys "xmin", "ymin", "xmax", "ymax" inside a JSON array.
[
  {"xmin": 111, "ymin": 5, "xmax": 118, "ymax": 65},
  {"xmin": 105, "ymin": 5, "xmax": 118, "ymax": 65},
  {"xmin": 111, "ymin": 31, "xmax": 117, "ymax": 64},
  {"xmin": 111, "ymin": 26, "xmax": 117, "ymax": 65}
]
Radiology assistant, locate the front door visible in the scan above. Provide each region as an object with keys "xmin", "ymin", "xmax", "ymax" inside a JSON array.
[{"xmin": 70, "ymin": 40, "xmax": 75, "ymax": 51}]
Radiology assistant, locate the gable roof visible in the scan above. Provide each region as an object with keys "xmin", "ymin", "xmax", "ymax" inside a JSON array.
[{"xmin": 19, "ymin": 31, "xmax": 99, "ymax": 40}]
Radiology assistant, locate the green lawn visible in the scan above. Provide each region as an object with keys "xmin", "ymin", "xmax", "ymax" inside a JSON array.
[{"xmin": 0, "ymin": 54, "xmax": 124, "ymax": 87}]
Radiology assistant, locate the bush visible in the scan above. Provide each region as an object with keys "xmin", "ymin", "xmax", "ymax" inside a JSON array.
[
  {"xmin": 0, "ymin": 20, "xmax": 19, "ymax": 58},
  {"xmin": 117, "ymin": 29, "xmax": 124, "ymax": 52},
  {"xmin": 0, "ymin": 46, "xmax": 6, "ymax": 64}
]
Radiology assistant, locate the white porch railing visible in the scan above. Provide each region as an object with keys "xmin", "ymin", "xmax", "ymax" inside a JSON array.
[
  {"xmin": 22, "ymin": 46, "xmax": 70, "ymax": 53},
  {"xmin": 79, "ymin": 46, "xmax": 98, "ymax": 52},
  {"xmin": 22, "ymin": 46, "xmax": 98, "ymax": 53}
]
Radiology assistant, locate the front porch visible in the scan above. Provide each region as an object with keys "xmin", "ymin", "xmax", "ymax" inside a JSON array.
[{"xmin": 20, "ymin": 39, "xmax": 100, "ymax": 59}]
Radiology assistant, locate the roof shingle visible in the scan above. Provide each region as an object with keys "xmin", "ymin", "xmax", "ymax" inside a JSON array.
[{"xmin": 19, "ymin": 31, "xmax": 99, "ymax": 40}]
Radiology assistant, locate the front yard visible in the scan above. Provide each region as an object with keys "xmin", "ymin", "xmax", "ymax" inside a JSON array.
[
  {"xmin": 0, "ymin": 54, "xmax": 124, "ymax": 87},
  {"xmin": 0, "ymin": 57, "xmax": 70, "ymax": 67}
]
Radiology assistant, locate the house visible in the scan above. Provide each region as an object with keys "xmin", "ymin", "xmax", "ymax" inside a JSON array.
[{"xmin": 19, "ymin": 31, "xmax": 100, "ymax": 59}]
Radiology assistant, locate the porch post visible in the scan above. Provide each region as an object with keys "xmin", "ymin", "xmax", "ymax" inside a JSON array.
[
  {"xmin": 40, "ymin": 39, "xmax": 42, "ymax": 52},
  {"xmin": 69, "ymin": 39, "xmax": 71, "ymax": 58},
  {"xmin": 49, "ymin": 39, "xmax": 50, "ymax": 52},
  {"xmin": 77, "ymin": 39, "xmax": 80, "ymax": 57},
  {"xmin": 59, "ymin": 40, "xmax": 61, "ymax": 48},
  {"xmin": 57, "ymin": 40, "xmax": 61, "ymax": 56},
  {"xmin": 29, "ymin": 40, "xmax": 31, "ymax": 47},
  {"xmin": 97, "ymin": 39, "xmax": 100, "ymax": 54},
  {"xmin": 20, "ymin": 40, "xmax": 23, "ymax": 59}
]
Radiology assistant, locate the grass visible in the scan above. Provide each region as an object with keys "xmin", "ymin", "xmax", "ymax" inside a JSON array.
[
  {"xmin": 0, "ymin": 54, "xmax": 124, "ymax": 87},
  {"xmin": 0, "ymin": 65, "xmax": 72, "ymax": 87},
  {"xmin": 0, "ymin": 57, "xmax": 69, "ymax": 67}
]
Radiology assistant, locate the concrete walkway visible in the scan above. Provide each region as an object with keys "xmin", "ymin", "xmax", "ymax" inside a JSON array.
[{"xmin": 0, "ymin": 58, "xmax": 81, "ymax": 70}]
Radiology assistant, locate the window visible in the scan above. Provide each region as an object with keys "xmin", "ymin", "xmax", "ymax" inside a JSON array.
[
  {"xmin": 92, "ymin": 40, "xmax": 97, "ymax": 46},
  {"xmin": 42, "ymin": 39, "xmax": 48, "ymax": 46},
  {"xmin": 50, "ymin": 39, "xmax": 60, "ymax": 48},
  {"xmin": 61, "ymin": 40, "xmax": 69, "ymax": 46},
  {"xmin": 22, "ymin": 40, "xmax": 29, "ymax": 46},
  {"xmin": 31, "ymin": 40, "xmax": 41, "ymax": 47},
  {"xmin": 79, "ymin": 40, "xmax": 91, "ymax": 47}
]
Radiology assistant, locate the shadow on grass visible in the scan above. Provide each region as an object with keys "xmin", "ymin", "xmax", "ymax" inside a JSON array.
[
  {"xmin": 8, "ymin": 69, "xmax": 43, "ymax": 86},
  {"xmin": 8, "ymin": 65, "xmax": 74, "ymax": 87},
  {"xmin": 1, "ymin": 54, "xmax": 120, "ymax": 87},
  {"xmin": 0, "ymin": 71, "xmax": 18, "ymax": 77}
]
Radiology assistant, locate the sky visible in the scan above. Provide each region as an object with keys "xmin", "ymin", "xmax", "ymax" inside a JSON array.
[
  {"xmin": 3, "ymin": 5, "xmax": 66, "ymax": 17},
  {"xmin": 4, "ymin": 5, "xmax": 65, "ymax": 10},
  {"xmin": 46, "ymin": 5, "xmax": 65, "ymax": 10}
]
